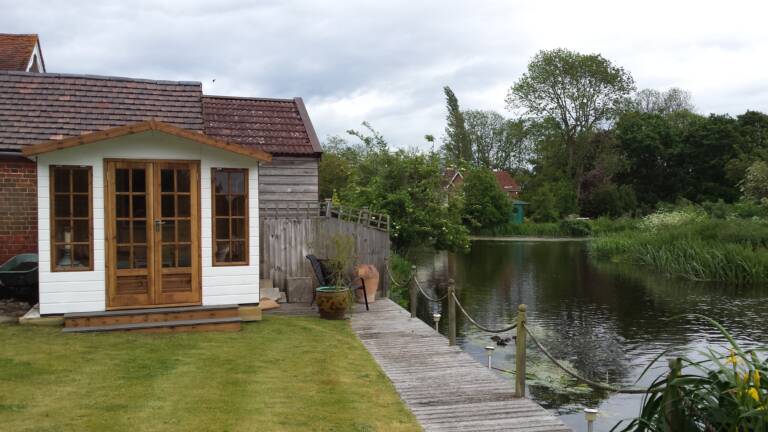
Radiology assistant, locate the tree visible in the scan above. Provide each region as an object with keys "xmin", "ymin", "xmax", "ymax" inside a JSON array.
[
  {"xmin": 463, "ymin": 110, "xmax": 532, "ymax": 171},
  {"xmin": 461, "ymin": 168, "xmax": 512, "ymax": 232},
  {"xmin": 442, "ymin": 86, "xmax": 472, "ymax": 162},
  {"xmin": 506, "ymin": 48, "xmax": 635, "ymax": 199},
  {"xmin": 726, "ymin": 111, "xmax": 768, "ymax": 184},
  {"xmin": 319, "ymin": 136, "xmax": 355, "ymax": 200},
  {"xmin": 741, "ymin": 160, "xmax": 768, "ymax": 201},
  {"xmin": 630, "ymin": 87, "xmax": 695, "ymax": 114},
  {"xmin": 321, "ymin": 123, "xmax": 469, "ymax": 253}
]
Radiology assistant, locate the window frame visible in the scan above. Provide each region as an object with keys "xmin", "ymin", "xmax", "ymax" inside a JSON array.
[
  {"xmin": 211, "ymin": 168, "xmax": 249, "ymax": 266},
  {"xmin": 49, "ymin": 165, "xmax": 94, "ymax": 272}
]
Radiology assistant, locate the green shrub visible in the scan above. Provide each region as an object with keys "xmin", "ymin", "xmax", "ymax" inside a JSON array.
[
  {"xmin": 387, "ymin": 253, "xmax": 414, "ymax": 308},
  {"xmin": 615, "ymin": 317, "xmax": 768, "ymax": 431},
  {"xmin": 589, "ymin": 216, "xmax": 637, "ymax": 235},
  {"xmin": 559, "ymin": 219, "xmax": 592, "ymax": 237},
  {"xmin": 482, "ymin": 221, "xmax": 564, "ymax": 237}
]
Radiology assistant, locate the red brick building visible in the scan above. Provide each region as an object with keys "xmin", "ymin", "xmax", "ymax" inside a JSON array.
[{"xmin": 0, "ymin": 34, "xmax": 46, "ymax": 262}]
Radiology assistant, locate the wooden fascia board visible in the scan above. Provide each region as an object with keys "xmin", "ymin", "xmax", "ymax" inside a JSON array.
[{"xmin": 21, "ymin": 120, "xmax": 272, "ymax": 162}]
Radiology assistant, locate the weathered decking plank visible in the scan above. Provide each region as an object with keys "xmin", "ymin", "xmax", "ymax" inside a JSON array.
[{"xmin": 350, "ymin": 299, "xmax": 570, "ymax": 432}]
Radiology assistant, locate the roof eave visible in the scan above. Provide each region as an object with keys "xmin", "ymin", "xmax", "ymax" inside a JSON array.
[{"xmin": 21, "ymin": 120, "xmax": 272, "ymax": 162}]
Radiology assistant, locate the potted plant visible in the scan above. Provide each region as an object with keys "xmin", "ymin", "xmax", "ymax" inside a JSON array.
[{"xmin": 315, "ymin": 234, "xmax": 357, "ymax": 320}]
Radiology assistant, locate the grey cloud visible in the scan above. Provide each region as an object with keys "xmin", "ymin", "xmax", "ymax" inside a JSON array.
[{"xmin": 2, "ymin": 0, "xmax": 767, "ymax": 148}]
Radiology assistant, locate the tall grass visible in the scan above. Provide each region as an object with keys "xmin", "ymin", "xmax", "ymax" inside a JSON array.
[{"xmin": 590, "ymin": 212, "xmax": 768, "ymax": 283}]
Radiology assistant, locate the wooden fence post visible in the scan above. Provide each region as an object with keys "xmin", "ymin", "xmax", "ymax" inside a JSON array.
[
  {"xmin": 409, "ymin": 265, "xmax": 418, "ymax": 318},
  {"xmin": 324, "ymin": 199, "xmax": 332, "ymax": 217},
  {"xmin": 447, "ymin": 279, "xmax": 456, "ymax": 346},
  {"xmin": 515, "ymin": 304, "xmax": 527, "ymax": 398}
]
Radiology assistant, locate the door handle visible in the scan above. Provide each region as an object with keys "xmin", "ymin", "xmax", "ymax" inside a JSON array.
[{"xmin": 154, "ymin": 220, "xmax": 165, "ymax": 232}]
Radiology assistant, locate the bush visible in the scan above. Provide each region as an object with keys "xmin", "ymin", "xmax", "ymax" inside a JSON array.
[
  {"xmin": 476, "ymin": 221, "xmax": 565, "ymax": 237},
  {"xmin": 387, "ymin": 253, "xmax": 414, "ymax": 309},
  {"xmin": 559, "ymin": 219, "xmax": 592, "ymax": 237},
  {"xmin": 616, "ymin": 318, "xmax": 768, "ymax": 431},
  {"xmin": 462, "ymin": 168, "xmax": 512, "ymax": 232},
  {"xmin": 589, "ymin": 216, "xmax": 637, "ymax": 235},
  {"xmin": 589, "ymin": 213, "xmax": 768, "ymax": 283}
]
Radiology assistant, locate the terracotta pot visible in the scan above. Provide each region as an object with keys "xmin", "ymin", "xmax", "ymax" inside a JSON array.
[
  {"xmin": 354, "ymin": 264, "xmax": 380, "ymax": 303},
  {"xmin": 316, "ymin": 286, "xmax": 350, "ymax": 320}
]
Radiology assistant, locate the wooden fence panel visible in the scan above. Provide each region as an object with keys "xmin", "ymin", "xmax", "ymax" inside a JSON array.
[{"xmin": 259, "ymin": 216, "xmax": 390, "ymax": 302}]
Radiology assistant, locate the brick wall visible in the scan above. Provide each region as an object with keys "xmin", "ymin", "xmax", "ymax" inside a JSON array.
[{"xmin": 0, "ymin": 156, "xmax": 37, "ymax": 263}]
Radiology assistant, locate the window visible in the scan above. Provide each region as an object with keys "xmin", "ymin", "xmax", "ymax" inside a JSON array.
[
  {"xmin": 212, "ymin": 168, "xmax": 248, "ymax": 265},
  {"xmin": 51, "ymin": 166, "xmax": 92, "ymax": 271}
]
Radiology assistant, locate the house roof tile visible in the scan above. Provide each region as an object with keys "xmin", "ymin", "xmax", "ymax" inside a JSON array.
[
  {"xmin": 202, "ymin": 95, "xmax": 322, "ymax": 156},
  {"xmin": 494, "ymin": 170, "xmax": 521, "ymax": 191},
  {"xmin": 0, "ymin": 71, "xmax": 204, "ymax": 151},
  {"xmin": 0, "ymin": 34, "xmax": 39, "ymax": 71}
]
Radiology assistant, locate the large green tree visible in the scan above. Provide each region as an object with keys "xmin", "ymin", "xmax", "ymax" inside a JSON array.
[
  {"xmin": 321, "ymin": 123, "xmax": 469, "ymax": 253},
  {"xmin": 463, "ymin": 110, "xmax": 532, "ymax": 171},
  {"xmin": 628, "ymin": 87, "xmax": 695, "ymax": 114},
  {"xmin": 461, "ymin": 168, "xmax": 512, "ymax": 232},
  {"xmin": 506, "ymin": 48, "xmax": 635, "ymax": 199},
  {"xmin": 442, "ymin": 86, "xmax": 472, "ymax": 163}
]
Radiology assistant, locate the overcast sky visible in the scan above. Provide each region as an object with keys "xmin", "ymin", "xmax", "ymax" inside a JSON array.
[{"xmin": 3, "ymin": 0, "xmax": 768, "ymax": 149}]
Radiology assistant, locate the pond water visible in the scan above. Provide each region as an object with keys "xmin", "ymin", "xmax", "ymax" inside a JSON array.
[{"xmin": 411, "ymin": 240, "xmax": 768, "ymax": 432}]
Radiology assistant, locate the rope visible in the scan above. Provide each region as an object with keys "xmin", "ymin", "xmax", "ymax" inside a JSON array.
[
  {"xmin": 524, "ymin": 324, "xmax": 663, "ymax": 394},
  {"xmin": 414, "ymin": 277, "xmax": 449, "ymax": 302},
  {"xmin": 384, "ymin": 260, "xmax": 446, "ymax": 302},
  {"xmin": 385, "ymin": 261, "xmax": 412, "ymax": 287},
  {"xmin": 451, "ymin": 292, "xmax": 518, "ymax": 333}
]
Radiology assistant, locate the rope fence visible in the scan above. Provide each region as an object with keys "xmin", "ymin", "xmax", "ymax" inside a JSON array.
[{"xmin": 386, "ymin": 260, "xmax": 667, "ymax": 396}]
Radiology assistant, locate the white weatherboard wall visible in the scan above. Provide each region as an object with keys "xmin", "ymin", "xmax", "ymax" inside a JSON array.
[{"xmin": 36, "ymin": 131, "xmax": 260, "ymax": 314}]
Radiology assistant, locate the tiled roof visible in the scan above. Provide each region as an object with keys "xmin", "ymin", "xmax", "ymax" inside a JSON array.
[
  {"xmin": 0, "ymin": 71, "xmax": 204, "ymax": 151},
  {"xmin": 494, "ymin": 170, "xmax": 521, "ymax": 191},
  {"xmin": 203, "ymin": 95, "xmax": 322, "ymax": 156},
  {"xmin": 0, "ymin": 34, "xmax": 38, "ymax": 71}
]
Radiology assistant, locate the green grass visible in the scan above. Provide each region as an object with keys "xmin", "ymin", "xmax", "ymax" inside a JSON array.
[{"xmin": 0, "ymin": 317, "xmax": 420, "ymax": 432}]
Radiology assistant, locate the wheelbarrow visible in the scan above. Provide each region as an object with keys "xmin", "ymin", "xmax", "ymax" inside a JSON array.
[{"xmin": 0, "ymin": 253, "xmax": 39, "ymax": 303}]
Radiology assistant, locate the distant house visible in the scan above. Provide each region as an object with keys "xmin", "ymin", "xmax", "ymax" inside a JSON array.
[
  {"xmin": 0, "ymin": 34, "xmax": 322, "ymax": 316},
  {"xmin": 442, "ymin": 167, "xmax": 464, "ymax": 190},
  {"xmin": 492, "ymin": 170, "xmax": 522, "ymax": 199},
  {"xmin": 442, "ymin": 167, "xmax": 522, "ymax": 200},
  {"xmin": 0, "ymin": 33, "xmax": 45, "ymax": 72}
]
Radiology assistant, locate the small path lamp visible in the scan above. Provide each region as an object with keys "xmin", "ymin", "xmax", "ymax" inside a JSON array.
[
  {"xmin": 484, "ymin": 346, "xmax": 495, "ymax": 369},
  {"xmin": 432, "ymin": 313, "xmax": 441, "ymax": 331},
  {"xmin": 584, "ymin": 408, "xmax": 598, "ymax": 432}
]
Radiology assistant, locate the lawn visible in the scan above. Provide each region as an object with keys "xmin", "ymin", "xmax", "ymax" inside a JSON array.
[{"xmin": 0, "ymin": 316, "xmax": 420, "ymax": 432}]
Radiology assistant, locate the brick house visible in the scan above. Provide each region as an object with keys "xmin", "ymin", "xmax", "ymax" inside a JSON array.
[
  {"xmin": 442, "ymin": 167, "xmax": 522, "ymax": 200},
  {"xmin": 0, "ymin": 34, "xmax": 322, "ymax": 317},
  {"xmin": 0, "ymin": 34, "xmax": 46, "ymax": 263}
]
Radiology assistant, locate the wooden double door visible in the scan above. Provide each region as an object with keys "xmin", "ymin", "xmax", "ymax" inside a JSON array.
[{"xmin": 105, "ymin": 160, "xmax": 201, "ymax": 309}]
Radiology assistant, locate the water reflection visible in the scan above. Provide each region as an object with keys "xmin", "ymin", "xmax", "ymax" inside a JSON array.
[{"xmin": 412, "ymin": 240, "xmax": 768, "ymax": 432}]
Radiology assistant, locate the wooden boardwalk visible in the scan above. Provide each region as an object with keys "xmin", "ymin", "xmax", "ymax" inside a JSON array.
[{"xmin": 351, "ymin": 299, "xmax": 570, "ymax": 432}]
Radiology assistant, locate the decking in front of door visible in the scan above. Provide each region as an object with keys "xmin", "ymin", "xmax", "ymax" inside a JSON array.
[{"xmin": 62, "ymin": 304, "xmax": 241, "ymax": 333}]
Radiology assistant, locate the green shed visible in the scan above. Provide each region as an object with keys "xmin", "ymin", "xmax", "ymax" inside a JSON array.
[{"xmin": 511, "ymin": 200, "xmax": 528, "ymax": 224}]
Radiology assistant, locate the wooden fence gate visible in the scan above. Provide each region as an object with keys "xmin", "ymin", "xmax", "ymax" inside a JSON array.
[{"xmin": 259, "ymin": 201, "xmax": 391, "ymax": 301}]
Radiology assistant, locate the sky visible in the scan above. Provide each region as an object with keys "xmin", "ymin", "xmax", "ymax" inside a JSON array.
[{"xmin": 3, "ymin": 0, "xmax": 768, "ymax": 149}]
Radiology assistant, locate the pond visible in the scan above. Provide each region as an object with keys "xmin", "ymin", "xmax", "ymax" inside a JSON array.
[{"xmin": 411, "ymin": 239, "xmax": 768, "ymax": 432}]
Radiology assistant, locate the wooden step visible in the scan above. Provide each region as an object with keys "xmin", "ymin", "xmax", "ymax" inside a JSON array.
[
  {"xmin": 62, "ymin": 317, "xmax": 242, "ymax": 333},
  {"xmin": 64, "ymin": 305, "xmax": 239, "ymax": 328}
]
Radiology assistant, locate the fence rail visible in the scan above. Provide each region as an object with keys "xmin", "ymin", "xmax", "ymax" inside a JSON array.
[
  {"xmin": 385, "ymin": 261, "xmax": 666, "ymax": 397},
  {"xmin": 261, "ymin": 199, "xmax": 390, "ymax": 233}
]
